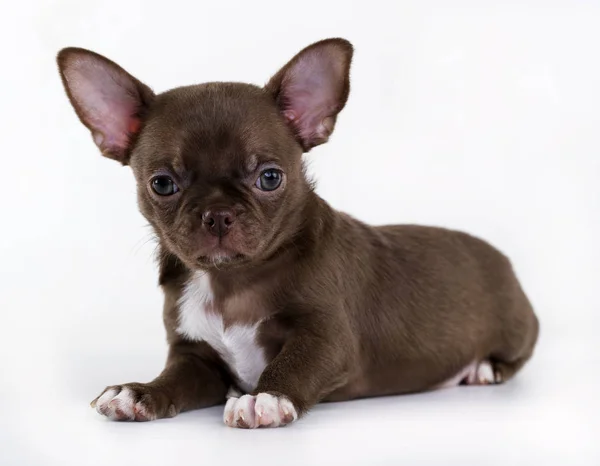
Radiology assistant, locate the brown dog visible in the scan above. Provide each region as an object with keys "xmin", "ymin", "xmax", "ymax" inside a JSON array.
[{"xmin": 57, "ymin": 38, "xmax": 538, "ymax": 428}]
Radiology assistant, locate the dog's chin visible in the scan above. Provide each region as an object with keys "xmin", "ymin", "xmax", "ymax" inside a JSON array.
[{"xmin": 195, "ymin": 253, "xmax": 249, "ymax": 270}]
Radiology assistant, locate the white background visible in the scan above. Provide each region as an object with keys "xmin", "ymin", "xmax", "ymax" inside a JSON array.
[{"xmin": 1, "ymin": 1, "xmax": 599, "ymax": 465}]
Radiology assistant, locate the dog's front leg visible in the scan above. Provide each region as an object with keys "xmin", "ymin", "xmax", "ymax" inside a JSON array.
[
  {"xmin": 91, "ymin": 341, "xmax": 229, "ymax": 421},
  {"xmin": 224, "ymin": 316, "xmax": 351, "ymax": 429}
]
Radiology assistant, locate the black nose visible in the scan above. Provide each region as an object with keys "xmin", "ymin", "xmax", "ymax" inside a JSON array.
[{"xmin": 202, "ymin": 208, "xmax": 236, "ymax": 237}]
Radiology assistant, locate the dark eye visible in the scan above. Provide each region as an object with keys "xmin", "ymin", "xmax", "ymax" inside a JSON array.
[
  {"xmin": 256, "ymin": 169, "xmax": 283, "ymax": 191},
  {"xmin": 151, "ymin": 176, "xmax": 179, "ymax": 196}
]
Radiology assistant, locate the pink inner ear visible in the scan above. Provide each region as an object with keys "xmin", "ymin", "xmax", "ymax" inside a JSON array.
[
  {"xmin": 280, "ymin": 47, "xmax": 347, "ymax": 146},
  {"xmin": 64, "ymin": 55, "xmax": 142, "ymax": 156}
]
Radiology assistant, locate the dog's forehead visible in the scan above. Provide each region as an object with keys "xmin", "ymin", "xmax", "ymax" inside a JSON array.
[{"xmin": 138, "ymin": 82, "xmax": 293, "ymax": 174}]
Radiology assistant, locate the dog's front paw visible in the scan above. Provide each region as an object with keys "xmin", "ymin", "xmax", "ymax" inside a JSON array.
[
  {"xmin": 91, "ymin": 383, "xmax": 177, "ymax": 421},
  {"xmin": 223, "ymin": 393, "xmax": 298, "ymax": 429}
]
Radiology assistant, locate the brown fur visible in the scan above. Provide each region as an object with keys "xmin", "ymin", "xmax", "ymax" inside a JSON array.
[{"xmin": 58, "ymin": 38, "xmax": 538, "ymax": 424}]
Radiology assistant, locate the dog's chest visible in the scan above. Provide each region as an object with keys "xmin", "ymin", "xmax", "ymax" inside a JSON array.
[{"xmin": 176, "ymin": 272, "xmax": 267, "ymax": 393}]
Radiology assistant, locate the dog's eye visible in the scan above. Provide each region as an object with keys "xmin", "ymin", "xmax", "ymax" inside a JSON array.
[
  {"xmin": 151, "ymin": 176, "xmax": 179, "ymax": 196},
  {"xmin": 256, "ymin": 169, "xmax": 283, "ymax": 191}
]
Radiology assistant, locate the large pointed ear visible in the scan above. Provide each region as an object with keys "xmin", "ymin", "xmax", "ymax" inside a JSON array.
[
  {"xmin": 57, "ymin": 48, "xmax": 155, "ymax": 165},
  {"xmin": 265, "ymin": 38, "xmax": 353, "ymax": 151}
]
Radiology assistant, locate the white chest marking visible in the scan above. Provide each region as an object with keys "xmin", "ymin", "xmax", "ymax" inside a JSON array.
[{"xmin": 176, "ymin": 272, "xmax": 267, "ymax": 393}]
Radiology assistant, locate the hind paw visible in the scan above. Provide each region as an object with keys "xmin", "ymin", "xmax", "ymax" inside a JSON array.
[{"xmin": 464, "ymin": 360, "xmax": 502, "ymax": 385}]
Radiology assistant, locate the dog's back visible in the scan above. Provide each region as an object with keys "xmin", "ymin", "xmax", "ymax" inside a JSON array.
[{"xmin": 320, "ymin": 218, "xmax": 539, "ymax": 400}]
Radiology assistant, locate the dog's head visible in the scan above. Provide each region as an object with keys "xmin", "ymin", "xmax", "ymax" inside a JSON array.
[{"xmin": 57, "ymin": 39, "xmax": 353, "ymax": 270}]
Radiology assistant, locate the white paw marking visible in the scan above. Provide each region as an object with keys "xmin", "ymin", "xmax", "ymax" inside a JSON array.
[
  {"xmin": 476, "ymin": 361, "xmax": 495, "ymax": 384},
  {"xmin": 93, "ymin": 387, "xmax": 154, "ymax": 421},
  {"xmin": 223, "ymin": 393, "xmax": 298, "ymax": 429},
  {"xmin": 436, "ymin": 361, "xmax": 477, "ymax": 389},
  {"xmin": 465, "ymin": 360, "xmax": 496, "ymax": 385},
  {"xmin": 438, "ymin": 360, "xmax": 500, "ymax": 389},
  {"xmin": 177, "ymin": 272, "xmax": 267, "ymax": 392}
]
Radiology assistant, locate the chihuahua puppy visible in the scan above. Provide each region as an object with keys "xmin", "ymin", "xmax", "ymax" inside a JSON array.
[{"xmin": 57, "ymin": 38, "xmax": 538, "ymax": 428}]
